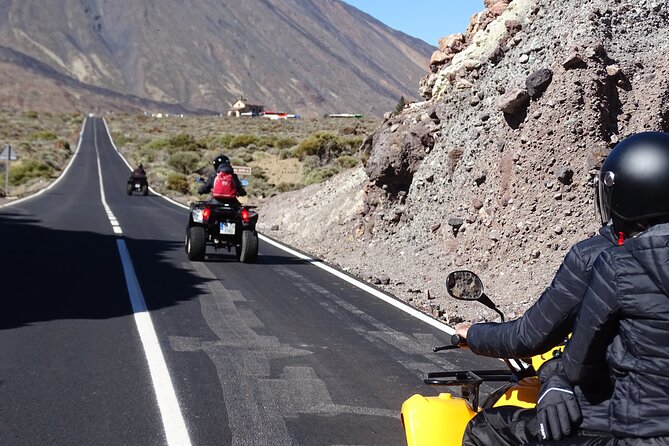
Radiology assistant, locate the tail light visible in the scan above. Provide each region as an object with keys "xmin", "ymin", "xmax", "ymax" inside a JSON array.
[
  {"xmin": 241, "ymin": 208, "xmax": 250, "ymax": 223},
  {"xmin": 202, "ymin": 207, "xmax": 211, "ymax": 221}
]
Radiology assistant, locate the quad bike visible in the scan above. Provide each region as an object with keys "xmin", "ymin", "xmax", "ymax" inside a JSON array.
[
  {"xmin": 401, "ymin": 270, "xmax": 560, "ymax": 446},
  {"xmin": 185, "ymin": 198, "xmax": 259, "ymax": 263},
  {"xmin": 127, "ymin": 174, "xmax": 149, "ymax": 196}
]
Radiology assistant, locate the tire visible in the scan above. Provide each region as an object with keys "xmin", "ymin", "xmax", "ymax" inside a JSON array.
[
  {"xmin": 142, "ymin": 184, "xmax": 149, "ymax": 196},
  {"xmin": 239, "ymin": 229, "xmax": 258, "ymax": 263},
  {"xmin": 127, "ymin": 183, "xmax": 133, "ymax": 195},
  {"xmin": 186, "ymin": 226, "xmax": 206, "ymax": 261}
]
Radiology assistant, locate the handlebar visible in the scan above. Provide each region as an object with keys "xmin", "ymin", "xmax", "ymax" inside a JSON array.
[{"xmin": 433, "ymin": 334, "xmax": 466, "ymax": 352}]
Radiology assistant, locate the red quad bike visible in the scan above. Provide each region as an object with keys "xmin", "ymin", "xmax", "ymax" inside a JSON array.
[
  {"xmin": 127, "ymin": 173, "xmax": 149, "ymax": 196},
  {"xmin": 185, "ymin": 199, "xmax": 259, "ymax": 263}
]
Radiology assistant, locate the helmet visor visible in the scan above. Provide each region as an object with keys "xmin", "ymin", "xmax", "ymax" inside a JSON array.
[{"xmin": 595, "ymin": 171, "xmax": 615, "ymax": 225}]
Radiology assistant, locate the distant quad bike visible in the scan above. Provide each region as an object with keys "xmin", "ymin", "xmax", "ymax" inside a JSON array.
[
  {"xmin": 185, "ymin": 199, "xmax": 259, "ymax": 263},
  {"xmin": 127, "ymin": 174, "xmax": 149, "ymax": 196}
]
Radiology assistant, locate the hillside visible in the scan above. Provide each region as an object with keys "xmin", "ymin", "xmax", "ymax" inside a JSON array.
[
  {"xmin": 0, "ymin": 0, "xmax": 433, "ymax": 117},
  {"xmin": 257, "ymin": 0, "xmax": 669, "ymax": 322}
]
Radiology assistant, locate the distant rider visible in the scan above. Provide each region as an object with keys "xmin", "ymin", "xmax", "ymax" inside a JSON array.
[
  {"xmin": 132, "ymin": 163, "xmax": 146, "ymax": 179},
  {"xmin": 198, "ymin": 154, "xmax": 246, "ymax": 203}
]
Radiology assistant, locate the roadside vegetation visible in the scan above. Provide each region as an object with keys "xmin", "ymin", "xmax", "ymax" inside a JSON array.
[
  {"xmin": 106, "ymin": 114, "xmax": 379, "ymax": 202},
  {"xmin": 0, "ymin": 111, "xmax": 83, "ymax": 197}
]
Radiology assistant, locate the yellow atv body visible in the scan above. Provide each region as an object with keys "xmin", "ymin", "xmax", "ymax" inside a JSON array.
[{"xmin": 401, "ymin": 376, "xmax": 539, "ymax": 446}]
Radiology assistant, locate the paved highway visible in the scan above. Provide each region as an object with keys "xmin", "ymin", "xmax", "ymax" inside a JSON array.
[{"xmin": 0, "ymin": 117, "xmax": 500, "ymax": 445}]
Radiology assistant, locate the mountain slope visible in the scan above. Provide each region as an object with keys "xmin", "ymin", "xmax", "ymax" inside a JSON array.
[{"xmin": 0, "ymin": 0, "xmax": 433, "ymax": 116}]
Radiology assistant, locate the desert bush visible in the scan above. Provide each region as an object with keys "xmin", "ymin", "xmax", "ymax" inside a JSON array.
[
  {"xmin": 170, "ymin": 133, "xmax": 195, "ymax": 148},
  {"xmin": 256, "ymin": 136, "xmax": 277, "ymax": 148},
  {"xmin": 275, "ymin": 137, "xmax": 296, "ymax": 150},
  {"xmin": 276, "ymin": 182, "xmax": 300, "ymax": 192},
  {"xmin": 214, "ymin": 133, "xmax": 234, "ymax": 148},
  {"xmin": 247, "ymin": 166, "xmax": 272, "ymax": 197},
  {"xmin": 240, "ymin": 152, "xmax": 254, "ymax": 163},
  {"xmin": 147, "ymin": 138, "xmax": 170, "ymax": 150},
  {"xmin": 251, "ymin": 166, "xmax": 268, "ymax": 181},
  {"xmin": 302, "ymin": 165, "xmax": 339, "ymax": 185},
  {"xmin": 292, "ymin": 132, "xmax": 344, "ymax": 161},
  {"xmin": 278, "ymin": 149, "xmax": 291, "ymax": 160},
  {"xmin": 292, "ymin": 137, "xmax": 320, "ymax": 160},
  {"xmin": 9, "ymin": 159, "xmax": 52, "ymax": 185},
  {"xmin": 167, "ymin": 133, "xmax": 205, "ymax": 153},
  {"xmin": 112, "ymin": 132, "xmax": 134, "ymax": 147},
  {"xmin": 23, "ymin": 111, "xmax": 38, "ymax": 119},
  {"xmin": 166, "ymin": 173, "xmax": 191, "ymax": 194},
  {"xmin": 38, "ymin": 151, "xmax": 64, "ymax": 170},
  {"xmin": 168, "ymin": 151, "xmax": 201, "ymax": 174},
  {"xmin": 336, "ymin": 155, "xmax": 358, "ymax": 169},
  {"xmin": 30, "ymin": 130, "xmax": 58, "ymax": 141},
  {"xmin": 229, "ymin": 134, "xmax": 259, "ymax": 149}
]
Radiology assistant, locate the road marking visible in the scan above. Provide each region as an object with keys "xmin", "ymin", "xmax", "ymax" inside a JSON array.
[
  {"xmin": 99, "ymin": 119, "xmax": 455, "ymax": 336},
  {"xmin": 260, "ymin": 235, "xmax": 456, "ymax": 335},
  {"xmin": 93, "ymin": 120, "xmax": 192, "ymax": 446},
  {"xmin": 117, "ymin": 239, "xmax": 192, "ymax": 446}
]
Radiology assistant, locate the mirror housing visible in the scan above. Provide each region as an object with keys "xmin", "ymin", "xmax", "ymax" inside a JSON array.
[{"xmin": 446, "ymin": 270, "xmax": 484, "ymax": 301}]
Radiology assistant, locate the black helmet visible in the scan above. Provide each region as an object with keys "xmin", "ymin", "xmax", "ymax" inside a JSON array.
[
  {"xmin": 596, "ymin": 132, "xmax": 669, "ymax": 234},
  {"xmin": 213, "ymin": 154, "xmax": 230, "ymax": 169},
  {"xmin": 138, "ymin": 163, "xmax": 143, "ymax": 169}
]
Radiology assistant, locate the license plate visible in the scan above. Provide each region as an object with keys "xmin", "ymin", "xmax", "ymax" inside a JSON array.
[{"xmin": 219, "ymin": 222, "xmax": 236, "ymax": 235}]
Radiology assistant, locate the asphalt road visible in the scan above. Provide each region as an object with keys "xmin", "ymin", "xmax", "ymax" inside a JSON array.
[{"xmin": 0, "ymin": 117, "xmax": 501, "ymax": 445}]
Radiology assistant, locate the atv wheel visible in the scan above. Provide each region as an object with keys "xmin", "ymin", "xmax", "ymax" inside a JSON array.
[
  {"xmin": 239, "ymin": 229, "xmax": 258, "ymax": 263},
  {"xmin": 127, "ymin": 183, "xmax": 133, "ymax": 195},
  {"xmin": 186, "ymin": 227, "xmax": 206, "ymax": 261},
  {"xmin": 142, "ymin": 184, "xmax": 149, "ymax": 196}
]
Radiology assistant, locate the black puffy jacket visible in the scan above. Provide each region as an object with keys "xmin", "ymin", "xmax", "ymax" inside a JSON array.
[
  {"xmin": 466, "ymin": 226, "xmax": 617, "ymax": 432},
  {"xmin": 467, "ymin": 225, "xmax": 616, "ymax": 359},
  {"xmin": 563, "ymin": 222, "xmax": 669, "ymax": 438}
]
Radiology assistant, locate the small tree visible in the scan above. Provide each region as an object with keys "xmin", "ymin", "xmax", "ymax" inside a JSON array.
[{"xmin": 394, "ymin": 96, "xmax": 406, "ymax": 114}]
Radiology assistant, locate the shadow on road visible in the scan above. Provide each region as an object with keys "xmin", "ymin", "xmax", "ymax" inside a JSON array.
[{"xmin": 0, "ymin": 212, "xmax": 210, "ymax": 330}]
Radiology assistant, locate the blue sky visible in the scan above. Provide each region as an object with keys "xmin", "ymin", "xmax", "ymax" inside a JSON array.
[{"xmin": 342, "ymin": 1, "xmax": 485, "ymax": 46}]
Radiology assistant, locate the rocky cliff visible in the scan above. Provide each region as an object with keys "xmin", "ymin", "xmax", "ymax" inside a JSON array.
[{"xmin": 259, "ymin": 0, "xmax": 669, "ymax": 321}]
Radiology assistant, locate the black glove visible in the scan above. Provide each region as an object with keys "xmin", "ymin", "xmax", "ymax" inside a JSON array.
[{"xmin": 536, "ymin": 358, "xmax": 582, "ymax": 441}]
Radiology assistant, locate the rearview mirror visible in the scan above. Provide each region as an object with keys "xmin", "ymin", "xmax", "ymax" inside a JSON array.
[{"xmin": 446, "ymin": 270, "xmax": 484, "ymax": 301}]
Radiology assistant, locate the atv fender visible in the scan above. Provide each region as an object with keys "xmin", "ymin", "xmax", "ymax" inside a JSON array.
[
  {"xmin": 401, "ymin": 393, "xmax": 476, "ymax": 446},
  {"xmin": 492, "ymin": 376, "xmax": 539, "ymax": 409}
]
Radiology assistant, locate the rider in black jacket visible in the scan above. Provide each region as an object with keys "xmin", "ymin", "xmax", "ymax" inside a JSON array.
[
  {"xmin": 555, "ymin": 132, "xmax": 669, "ymax": 445},
  {"xmin": 458, "ymin": 225, "xmax": 617, "ymax": 445}
]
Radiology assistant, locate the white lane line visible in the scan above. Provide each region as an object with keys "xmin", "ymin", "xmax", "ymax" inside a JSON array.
[
  {"xmin": 259, "ymin": 235, "xmax": 456, "ymax": 335},
  {"xmin": 0, "ymin": 118, "xmax": 87, "ymax": 209},
  {"xmin": 94, "ymin": 136, "xmax": 123, "ymax": 235},
  {"xmin": 116, "ymin": 239, "xmax": 192, "ymax": 446},
  {"xmin": 93, "ymin": 120, "xmax": 192, "ymax": 446},
  {"xmin": 99, "ymin": 119, "xmax": 455, "ymax": 336}
]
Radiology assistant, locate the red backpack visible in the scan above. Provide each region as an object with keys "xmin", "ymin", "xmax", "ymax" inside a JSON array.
[{"xmin": 212, "ymin": 171, "xmax": 237, "ymax": 198}]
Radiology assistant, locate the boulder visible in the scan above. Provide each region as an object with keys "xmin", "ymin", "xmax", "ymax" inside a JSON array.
[
  {"xmin": 526, "ymin": 68, "xmax": 553, "ymax": 98},
  {"xmin": 496, "ymin": 88, "xmax": 530, "ymax": 114},
  {"xmin": 430, "ymin": 50, "xmax": 450, "ymax": 66},
  {"xmin": 438, "ymin": 33, "xmax": 465, "ymax": 54}
]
